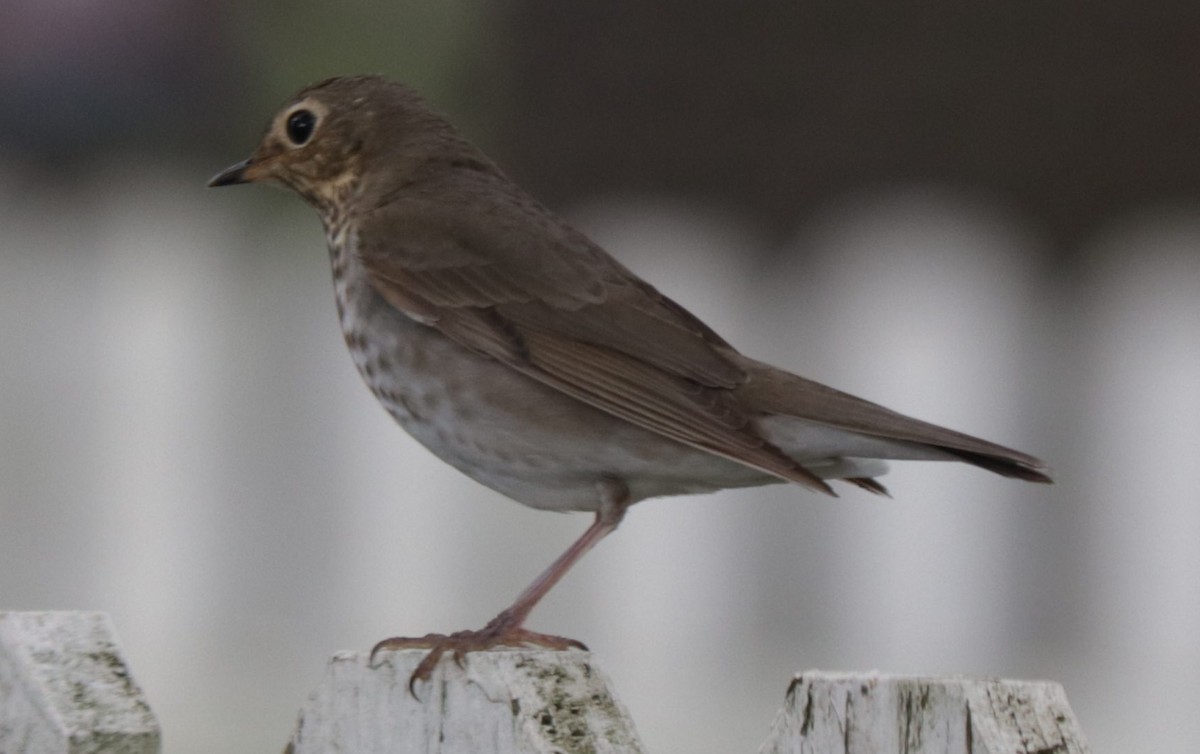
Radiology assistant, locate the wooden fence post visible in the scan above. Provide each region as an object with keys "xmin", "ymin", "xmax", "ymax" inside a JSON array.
[
  {"xmin": 758, "ymin": 671, "xmax": 1091, "ymax": 754},
  {"xmin": 0, "ymin": 611, "xmax": 160, "ymax": 754},
  {"xmin": 285, "ymin": 649, "xmax": 647, "ymax": 754}
]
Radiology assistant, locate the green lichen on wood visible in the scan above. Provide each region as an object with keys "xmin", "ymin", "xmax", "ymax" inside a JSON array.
[{"xmin": 516, "ymin": 656, "xmax": 642, "ymax": 753}]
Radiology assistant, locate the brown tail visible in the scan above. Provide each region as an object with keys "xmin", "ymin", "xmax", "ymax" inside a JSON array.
[
  {"xmin": 731, "ymin": 352, "xmax": 1053, "ymax": 485},
  {"xmin": 941, "ymin": 448, "xmax": 1052, "ymax": 482}
]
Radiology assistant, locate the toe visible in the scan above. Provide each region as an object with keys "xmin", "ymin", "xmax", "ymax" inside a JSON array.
[
  {"xmin": 370, "ymin": 633, "xmax": 448, "ymax": 666},
  {"xmin": 370, "ymin": 624, "xmax": 588, "ymax": 697}
]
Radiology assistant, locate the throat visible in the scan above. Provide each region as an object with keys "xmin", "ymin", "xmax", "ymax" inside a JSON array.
[
  {"xmin": 303, "ymin": 170, "xmax": 361, "ymax": 244},
  {"xmin": 324, "ymin": 214, "xmax": 352, "ymax": 253}
]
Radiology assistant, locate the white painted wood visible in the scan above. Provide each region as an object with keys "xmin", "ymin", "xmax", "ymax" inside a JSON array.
[
  {"xmin": 0, "ymin": 611, "xmax": 160, "ymax": 754},
  {"xmin": 759, "ymin": 671, "xmax": 1090, "ymax": 754},
  {"xmin": 286, "ymin": 649, "xmax": 647, "ymax": 754}
]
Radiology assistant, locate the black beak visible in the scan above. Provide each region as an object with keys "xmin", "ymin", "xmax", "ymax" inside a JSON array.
[{"xmin": 207, "ymin": 159, "xmax": 253, "ymax": 187}]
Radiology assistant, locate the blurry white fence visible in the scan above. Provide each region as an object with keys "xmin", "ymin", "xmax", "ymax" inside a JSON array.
[{"xmin": 2, "ymin": 173, "xmax": 1198, "ymax": 753}]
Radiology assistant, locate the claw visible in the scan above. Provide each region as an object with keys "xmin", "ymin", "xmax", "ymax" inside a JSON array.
[
  {"xmin": 368, "ymin": 620, "xmax": 587, "ymax": 699},
  {"xmin": 369, "ymin": 632, "xmax": 444, "ymax": 667}
]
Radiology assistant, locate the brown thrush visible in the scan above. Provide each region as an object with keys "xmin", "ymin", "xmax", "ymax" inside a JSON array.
[{"xmin": 209, "ymin": 75, "xmax": 1051, "ymax": 688}]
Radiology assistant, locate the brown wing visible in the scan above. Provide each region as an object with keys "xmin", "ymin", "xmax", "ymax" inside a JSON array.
[{"xmin": 355, "ymin": 167, "xmax": 834, "ymax": 493}]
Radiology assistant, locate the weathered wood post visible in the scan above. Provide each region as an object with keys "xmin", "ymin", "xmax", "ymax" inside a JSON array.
[
  {"xmin": 759, "ymin": 671, "xmax": 1091, "ymax": 754},
  {"xmin": 285, "ymin": 649, "xmax": 647, "ymax": 754},
  {"xmin": 0, "ymin": 611, "xmax": 160, "ymax": 754}
]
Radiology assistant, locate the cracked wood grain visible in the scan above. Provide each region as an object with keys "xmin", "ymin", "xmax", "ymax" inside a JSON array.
[{"xmin": 759, "ymin": 671, "xmax": 1090, "ymax": 754}]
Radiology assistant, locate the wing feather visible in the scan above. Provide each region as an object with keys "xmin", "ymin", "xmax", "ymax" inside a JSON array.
[
  {"xmin": 362, "ymin": 267, "xmax": 833, "ymax": 493},
  {"xmin": 355, "ymin": 168, "xmax": 746, "ymax": 387}
]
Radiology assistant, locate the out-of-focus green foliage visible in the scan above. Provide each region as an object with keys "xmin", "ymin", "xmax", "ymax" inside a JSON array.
[{"xmin": 227, "ymin": 1, "xmax": 490, "ymax": 139}]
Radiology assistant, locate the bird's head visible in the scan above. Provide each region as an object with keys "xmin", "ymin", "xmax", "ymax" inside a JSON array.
[{"xmin": 208, "ymin": 75, "xmax": 460, "ymax": 213}]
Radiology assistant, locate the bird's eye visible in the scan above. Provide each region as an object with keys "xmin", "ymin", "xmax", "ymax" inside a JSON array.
[{"xmin": 285, "ymin": 109, "xmax": 317, "ymax": 146}]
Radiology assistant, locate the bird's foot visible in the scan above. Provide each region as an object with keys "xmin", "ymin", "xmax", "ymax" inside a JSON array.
[{"xmin": 369, "ymin": 610, "xmax": 587, "ymax": 695}]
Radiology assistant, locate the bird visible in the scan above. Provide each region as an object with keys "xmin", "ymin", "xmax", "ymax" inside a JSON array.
[{"xmin": 209, "ymin": 74, "xmax": 1051, "ymax": 688}]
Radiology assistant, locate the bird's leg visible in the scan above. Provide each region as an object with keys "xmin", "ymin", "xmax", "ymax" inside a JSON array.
[
  {"xmin": 370, "ymin": 480, "xmax": 631, "ymax": 694},
  {"xmin": 492, "ymin": 480, "xmax": 630, "ymax": 629}
]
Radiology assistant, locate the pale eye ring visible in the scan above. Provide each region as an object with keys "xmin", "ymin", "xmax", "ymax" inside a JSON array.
[{"xmin": 286, "ymin": 109, "xmax": 317, "ymax": 146}]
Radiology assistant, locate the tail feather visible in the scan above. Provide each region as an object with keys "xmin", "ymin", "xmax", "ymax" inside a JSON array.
[
  {"xmin": 943, "ymin": 448, "xmax": 1053, "ymax": 483},
  {"xmin": 732, "ymin": 352, "xmax": 1053, "ymax": 485},
  {"xmin": 844, "ymin": 477, "xmax": 892, "ymax": 497}
]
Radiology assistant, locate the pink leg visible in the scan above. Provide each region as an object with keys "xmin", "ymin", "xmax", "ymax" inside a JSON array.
[
  {"xmin": 499, "ymin": 486, "xmax": 628, "ymax": 627},
  {"xmin": 371, "ymin": 480, "xmax": 631, "ymax": 693}
]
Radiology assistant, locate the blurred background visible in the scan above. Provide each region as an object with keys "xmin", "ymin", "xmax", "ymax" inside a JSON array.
[{"xmin": 1, "ymin": 1, "xmax": 1198, "ymax": 751}]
